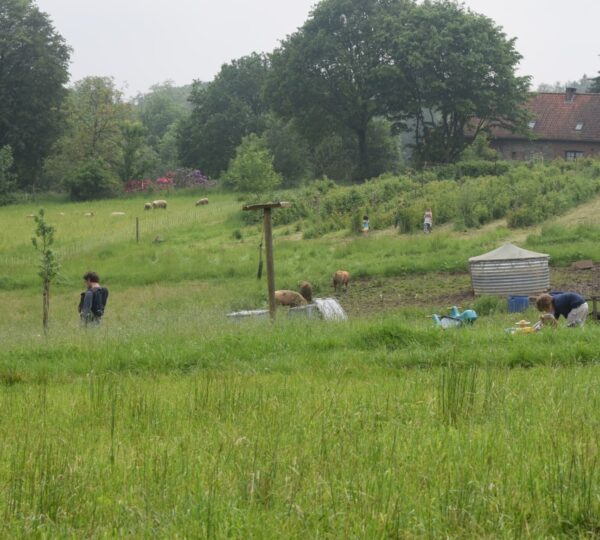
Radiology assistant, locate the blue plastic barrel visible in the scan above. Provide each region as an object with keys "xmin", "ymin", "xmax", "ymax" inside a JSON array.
[{"xmin": 508, "ymin": 296, "xmax": 529, "ymax": 313}]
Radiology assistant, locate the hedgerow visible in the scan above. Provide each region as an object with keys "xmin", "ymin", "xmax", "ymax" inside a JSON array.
[{"xmin": 255, "ymin": 159, "xmax": 600, "ymax": 237}]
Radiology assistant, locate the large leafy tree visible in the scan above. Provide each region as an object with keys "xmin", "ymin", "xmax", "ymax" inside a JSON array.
[
  {"xmin": 0, "ymin": 0, "xmax": 70, "ymax": 189},
  {"xmin": 268, "ymin": 0, "xmax": 407, "ymax": 181},
  {"xmin": 380, "ymin": 0, "xmax": 530, "ymax": 164},
  {"xmin": 43, "ymin": 77, "xmax": 136, "ymax": 188},
  {"xmin": 178, "ymin": 54, "xmax": 269, "ymax": 177},
  {"xmin": 134, "ymin": 81, "xmax": 192, "ymax": 146}
]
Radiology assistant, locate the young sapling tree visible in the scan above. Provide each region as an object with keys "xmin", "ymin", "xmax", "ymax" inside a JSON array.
[{"xmin": 32, "ymin": 209, "xmax": 60, "ymax": 335}]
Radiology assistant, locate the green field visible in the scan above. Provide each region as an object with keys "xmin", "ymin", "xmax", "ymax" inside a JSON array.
[{"xmin": 1, "ymin": 192, "xmax": 599, "ymax": 537}]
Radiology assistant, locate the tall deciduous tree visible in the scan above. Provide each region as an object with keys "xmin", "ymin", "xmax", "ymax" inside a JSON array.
[
  {"xmin": 0, "ymin": 0, "xmax": 70, "ymax": 189},
  {"xmin": 380, "ymin": 0, "xmax": 530, "ymax": 164},
  {"xmin": 178, "ymin": 54, "xmax": 269, "ymax": 177},
  {"xmin": 43, "ymin": 77, "xmax": 135, "ymax": 190},
  {"xmin": 268, "ymin": 0, "xmax": 405, "ymax": 181},
  {"xmin": 135, "ymin": 81, "xmax": 192, "ymax": 146}
]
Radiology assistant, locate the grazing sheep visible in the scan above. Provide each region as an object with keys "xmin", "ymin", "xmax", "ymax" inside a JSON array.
[
  {"xmin": 144, "ymin": 202, "xmax": 153, "ymax": 210},
  {"xmin": 332, "ymin": 270, "xmax": 350, "ymax": 292},
  {"xmin": 111, "ymin": 212, "xmax": 126, "ymax": 216},
  {"xmin": 275, "ymin": 290, "xmax": 308, "ymax": 307},
  {"xmin": 83, "ymin": 212, "xmax": 94, "ymax": 217},
  {"xmin": 152, "ymin": 199, "xmax": 167, "ymax": 209},
  {"xmin": 195, "ymin": 198, "xmax": 209, "ymax": 206},
  {"xmin": 299, "ymin": 281, "xmax": 313, "ymax": 302},
  {"xmin": 26, "ymin": 214, "xmax": 35, "ymax": 218}
]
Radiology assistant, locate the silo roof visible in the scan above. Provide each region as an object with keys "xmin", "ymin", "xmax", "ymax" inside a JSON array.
[{"xmin": 469, "ymin": 243, "xmax": 549, "ymax": 262}]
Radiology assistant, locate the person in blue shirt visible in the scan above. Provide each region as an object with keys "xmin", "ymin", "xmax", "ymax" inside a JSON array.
[{"xmin": 535, "ymin": 292, "xmax": 589, "ymax": 327}]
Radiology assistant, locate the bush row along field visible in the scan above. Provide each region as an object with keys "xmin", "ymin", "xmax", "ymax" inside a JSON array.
[
  {"xmin": 1, "ymin": 181, "xmax": 599, "ymax": 537},
  {"xmin": 248, "ymin": 159, "xmax": 600, "ymax": 237}
]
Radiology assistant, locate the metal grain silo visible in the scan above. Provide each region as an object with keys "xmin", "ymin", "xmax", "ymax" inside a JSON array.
[{"xmin": 469, "ymin": 243, "xmax": 549, "ymax": 296}]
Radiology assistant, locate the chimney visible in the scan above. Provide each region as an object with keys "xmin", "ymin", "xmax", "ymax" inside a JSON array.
[{"xmin": 565, "ymin": 87, "xmax": 576, "ymax": 103}]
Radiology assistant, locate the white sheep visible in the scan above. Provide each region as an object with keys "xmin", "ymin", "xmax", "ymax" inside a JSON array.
[
  {"xmin": 152, "ymin": 200, "xmax": 167, "ymax": 209},
  {"xmin": 144, "ymin": 202, "xmax": 153, "ymax": 210},
  {"xmin": 111, "ymin": 212, "xmax": 126, "ymax": 216},
  {"xmin": 195, "ymin": 198, "xmax": 209, "ymax": 206}
]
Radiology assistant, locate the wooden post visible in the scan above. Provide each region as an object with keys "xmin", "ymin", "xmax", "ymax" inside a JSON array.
[
  {"xmin": 136, "ymin": 217, "xmax": 139, "ymax": 243},
  {"xmin": 263, "ymin": 208, "xmax": 276, "ymax": 319},
  {"xmin": 242, "ymin": 202, "xmax": 291, "ymax": 321}
]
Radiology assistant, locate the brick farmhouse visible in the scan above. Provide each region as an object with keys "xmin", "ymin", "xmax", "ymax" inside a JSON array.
[{"xmin": 489, "ymin": 88, "xmax": 600, "ymax": 161}]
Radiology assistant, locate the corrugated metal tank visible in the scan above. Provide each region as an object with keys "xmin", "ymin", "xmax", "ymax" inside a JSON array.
[{"xmin": 469, "ymin": 243, "xmax": 549, "ymax": 296}]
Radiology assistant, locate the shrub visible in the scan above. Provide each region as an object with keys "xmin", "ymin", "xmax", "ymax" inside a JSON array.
[
  {"xmin": 223, "ymin": 134, "xmax": 282, "ymax": 195},
  {"xmin": 66, "ymin": 159, "xmax": 121, "ymax": 201}
]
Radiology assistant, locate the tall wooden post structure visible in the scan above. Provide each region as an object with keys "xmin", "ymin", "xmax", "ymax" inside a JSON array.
[{"xmin": 243, "ymin": 202, "xmax": 291, "ymax": 320}]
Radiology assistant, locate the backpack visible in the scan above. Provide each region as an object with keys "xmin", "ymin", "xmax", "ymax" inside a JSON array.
[{"xmin": 91, "ymin": 287, "xmax": 109, "ymax": 317}]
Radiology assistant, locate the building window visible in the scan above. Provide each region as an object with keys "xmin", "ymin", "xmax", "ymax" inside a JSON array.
[
  {"xmin": 575, "ymin": 123, "xmax": 583, "ymax": 131},
  {"xmin": 528, "ymin": 120, "xmax": 536, "ymax": 129},
  {"xmin": 565, "ymin": 151, "xmax": 584, "ymax": 160},
  {"xmin": 511, "ymin": 151, "xmax": 517, "ymax": 159}
]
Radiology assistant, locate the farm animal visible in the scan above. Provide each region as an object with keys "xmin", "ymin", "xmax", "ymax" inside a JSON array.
[
  {"xmin": 332, "ymin": 270, "xmax": 350, "ymax": 292},
  {"xmin": 275, "ymin": 290, "xmax": 308, "ymax": 307},
  {"xmin": 26, "ymin": 214, "xmax": 35, "ymax": 218},
  {"xmin": 195, "ymin": 198, "xmax": 209, "ymax": 206},
  {"xmin": 299, "ymin": 281, "xmax": 313, "ymax": 302},
  {"xmin": 111, "ymin": 212, "xmax": 125, "ymax": 216},
  {"xmin": 144, "ymin": 203, "xmax": 153, "ymax": 210},
  {"xmin": 152, "ymin": 200, "xmax": 167, "ymax": 209},
  {"xmin": 83, "ymin": 212, "xmax": 94, "ymax": 217}
]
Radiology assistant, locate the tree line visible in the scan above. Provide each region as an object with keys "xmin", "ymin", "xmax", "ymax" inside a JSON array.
[{"xmin": 3, "ymin": 0, "xmax": 596, "ymax": 202}]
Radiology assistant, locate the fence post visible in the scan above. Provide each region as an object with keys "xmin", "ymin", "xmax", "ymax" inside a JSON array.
[{"xmin": 136, "ymin": 217, "xmax": 139, "ymax": 243}]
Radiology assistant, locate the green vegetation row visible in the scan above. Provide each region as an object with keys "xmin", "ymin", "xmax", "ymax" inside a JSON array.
[{"xmin": 252, "ymin": 159, "xmax": 600, "ymax": 237}]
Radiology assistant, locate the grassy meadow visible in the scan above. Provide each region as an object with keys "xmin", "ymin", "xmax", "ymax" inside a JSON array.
[{"xmin": 0, "ymin": 191, "xmax": 599, "ymax": 537}]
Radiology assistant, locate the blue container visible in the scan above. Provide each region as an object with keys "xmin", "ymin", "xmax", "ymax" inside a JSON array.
[{"xmin": 508, "ymin": 296, "xmax": 529, "ymax": 313}]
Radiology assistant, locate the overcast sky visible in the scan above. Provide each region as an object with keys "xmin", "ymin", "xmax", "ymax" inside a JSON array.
[{"xmin": 34, "ymin": 0, "xmax": 600, "ymax": 97}]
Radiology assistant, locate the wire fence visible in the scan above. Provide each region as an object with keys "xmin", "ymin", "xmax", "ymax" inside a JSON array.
[{"xmin": 0, "ymin": 205, "xmax": 229, "ymax": 271}]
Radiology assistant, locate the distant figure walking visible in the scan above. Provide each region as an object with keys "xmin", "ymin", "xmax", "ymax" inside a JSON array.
[
  {"xmin": 79, "ymin": 271, "xmax": 109, "ymax": 326},
  {"xmin": 423, "ymin": 207, "xmax": 433, "ymax": 234}
]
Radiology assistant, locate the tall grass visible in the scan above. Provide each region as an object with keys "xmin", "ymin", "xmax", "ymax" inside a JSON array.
[
  {"xmin": 0, "ymin": 361, "xmax": 598, "ymax": 537},
  {"xmin": 1, "ymin": 189, "xmax": 599, "ymax": 537}
]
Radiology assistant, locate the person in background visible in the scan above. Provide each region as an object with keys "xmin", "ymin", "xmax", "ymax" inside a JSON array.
[
  {"xmin": 423, "ymin": 207, "xmax": 433, "ymax": 233},
  {"xmin": 535, "ymin": 292, "xmax": 588, "ymax": 327},
  {"xmin": 362, "ymin": 215, "xmax": 370, "ymax": 233}
]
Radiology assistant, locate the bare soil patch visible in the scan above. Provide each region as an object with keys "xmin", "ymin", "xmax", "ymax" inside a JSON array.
[{"xmin": 334, "ymin": 264, "xmax": 600, "ymax": 317}]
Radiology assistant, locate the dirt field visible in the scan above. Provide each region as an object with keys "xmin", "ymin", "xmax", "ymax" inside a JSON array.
[{"xmin": 335, "ymin": 264, "xmax": 600, "ymax": 317}]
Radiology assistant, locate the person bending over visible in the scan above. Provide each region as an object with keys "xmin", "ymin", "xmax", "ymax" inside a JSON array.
[{"xmin": 535, "ymin": 292, "xmax": 588, "ymax": 327}]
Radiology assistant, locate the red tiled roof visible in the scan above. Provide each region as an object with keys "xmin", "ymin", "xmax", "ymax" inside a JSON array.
[{"xmin": 492, "ymin": 92, "xmax": 600, "ymax": 142}]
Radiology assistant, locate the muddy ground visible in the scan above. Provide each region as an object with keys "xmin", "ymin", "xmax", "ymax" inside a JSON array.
[{"xmin": 333, "ymin": 263, "xmax": 600, "ymax": 317}]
